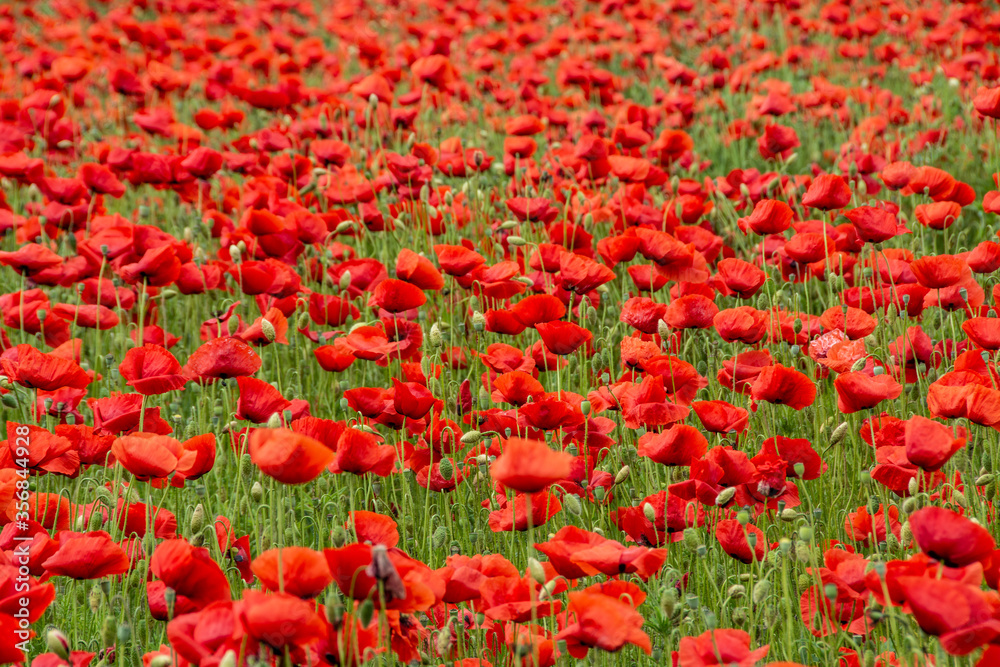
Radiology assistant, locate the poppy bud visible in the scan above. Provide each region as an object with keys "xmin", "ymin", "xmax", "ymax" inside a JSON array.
[
  {"xmin": 46, "ymin": 629, "xmax": 70, "ymax": 659},
  {"xmin": 902, "ymin": 497, "xmax": 918, "ymax": 514},
  {"xmin": 117, "ymin": 622, "xmax": 131, "ymax": 644},
  {"xmin": 975, "ymin": 473, "xmax": 994, "ymax": 487},
  {"xmin": 794, "ymin": 543, "xmax": 812, "ymax": 563},
  {"xmin": 715, "ymin": 487, "xmax": 736, "ymax": 506},
  {"xmin": 829, "ymin": 422, "xmax": 848, "ymax": 447},
  {"xmin": 334, "ymin": 220, "xmax": 354, "ymax": 235},
  {"xmin": 439, "ymin": 457, "xmax": 454, "ymax": 480},
  {"xmin": 736, "ymin": 510, "xmax": 750, "ymax": 526},
  {"xmin": 229, "ymin": 244, "xmax": 242, "ymax": 265},
  {"xmin": 563, "ymin": 493, "xmax": 582, "ymax": 516},
  {"xmin": 358, "ymin": 598, "xmax": 375, "ymax": 627},
  {"xmin": 250, "ymin": 481, "xmax": 263, "ymax": 503},
  {"xmin": 900, "ymin": 520, "xmax": 912, "ymax": 546},
  {"xmin": 150, "ymin": 657, "xmax": 173, "ymax": 667},
  {"xmin": 471, "ymin": 311, "xmax": 485, "ymax": 332},
  {"xmin": 613, "ymin": 465, "xmax": 630, "ymax": 485},
  {"xmin": 643, "ymin": 502, "xmax": 656, "ymax": 523},
  {"xmin": 682, "ymin": 527, "xmax": 701, "ymax": 549},
  {"xmin": 239, "ymin": 453, "xmax": 254, "ymax": 487},
  {"xmin": 430, "ymin": 323, "xmax": 444, "ymax": 348},
  {"xmin": 460, "ymin": 430, "xmax": 482, "ymax": 445},
  {"xmin": 88, "ymin": 587, "xmax": 102, "ymax": 613},
  {"xmin": 656, "ymin": 319, "xmax": 671, "ymax": 342},
  {"xmin": 527, "ymin": 557, "xmax": 546, "ymax": 584},
  {"xmin": 506, "ymin": 235, "xmax": 527, "ymax": 247},
  {"xmin": 431, "ymin": 525, "xmax": 447, "ymax": 550},
  {"xmin": 189, "ymin": 504, "xmax": 205, "ymax": 534},
  {"xmin": 952, "ymin": 490, "xmax": 968, "ymax": 508},
  {"xmin": 227, "ymin": 314, "xmax": 240, "ymax": 336},
  {"xmin": 1, "ymin": 393, "xmax": 15, "ymax": 409},
  {"xmin": 907, "ymin": 477, "xmax": 919, "ymax": 496},
  {"xmin": 259, "ymin": 318, "xmax": 276, "ymax": 343},
  {"xmin": 659, "ymin": 587, "xmax": 678, "ymax": 617}
]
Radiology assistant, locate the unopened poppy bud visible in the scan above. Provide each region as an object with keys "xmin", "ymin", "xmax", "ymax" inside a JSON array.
[
  {"xmin": 752, "ymin": 580, "xmax": 771, "ymax": 605},
  {"xmin": 471, "ymin": 311, "xmax": 485, "ymax": 332},
  {"xmin": 682, "ymin": 527, "xmax": 701, "ymax": 549},
  {"xmin": 227, "ymin": 314, "xmax": 240, "ymax": 336},
  {"xmin": 1, "ymin": 393, "xmax": 16, "ymax": 409},
  {"xmin": 88, "ymin": 587, "xmax": 102, "ymax": 613},
  {"xmin": 643, "ymin": 502, "xmax": 656, "ymax": 523},
  {"xmin": 117, "ymin": 622, "xmax": 131, "ymax": 644},
  {"xmin": 715, "ymin": 487, "xmax": 736, "ymax": 506},
  {"xmin": 614, "ymin": 465, "xmax": 630, "ymax": 485},
  {"xmin": 460, "ymin": 430, "xmax": 481, "ymax": 445},
  {"xmin": 851, "ymin": 357, "xmax": 867, "ymax": 372},
  {"xmin": 798, "ymin": 525, "xmax": 814, "ymax": 543},
  {"xmin": 295, "ymin": 311, "xmax": 311, "ymax": 332},
  {"xmin": 334, "ymin": 220, "xmax": 354, "ymax": 234},
  {"xmin": 260, "ymin": 318, "xmax": 276, "ymax": 342},
  {"xmin": 975, "ymin": 473, "xmax": 994, "ymax": 487},
  {"xmin": 46, "ymin": 629, "xmax": 70, "ymax": 659},
  {"xmin": 431, "ymin": 525, "xmax": 447, "ymax": 550},
  {"xmin": 902, "ymin": 497, "xmax": 918, "ymax": 514},
  {"xmin": 438, "ymin": 457, "xmax": 454, "ymax": 480},
  {"xmin": 794, "ymin": 542, "xmax": 812, "ymax": 563},
  {"xmin": 907, "ymin": 477, "xmax": 919, "ymax": 495},
  {"xmin": 527, "ymin": 557, "xmax": 546, "ymax": 584},
  {"xmin": 657, "ymin": 319, "xmax": 671, "ymax": 341},
  {"xmin": 229, "ymin": 244, "xmax": 242, "ymax": 264},
  {"xmin": 266, "ymin": 412, "xmax": 282, "ymax": 429},
  {"xmin": 900, "ymin": 521, "xmax": 912, "ymax": 545},
  {"xmin": 358, "ymin": 598, "xmax": 375, "ymax": 627},
  {"xmin": 793, "ymin": 462, "xmax": 806, "ymax": 478},
  {"xmin": 430, "ymin": 323, "xmax": 444, "ymax": 348},
  {"xmin": 239, "ymin": 453, "xmax": 254, "ymax": 486},
  {"xmin": 250, "ymin": 481, "xmax": 264, "ymax": 503},
  {"xmin": 563, "ymin": 493, "xmax": 583, "ymax": 516},
  {"xmin": 189, "ymin": 504, "xmax": 205, "ymax": 535},
  {"xmin": 579, "ymin": 399, "xmax": 591, "ymax": 416},
  {"xmin": 952, "ymin": 490, "xmax": 967, "ymax": 508},
  {"xmin": 506, "ymin": 235, "xmax": 527, "ymax": 247},
  {"xmin": 736, "ymin": 510, "xmax": 750, "ymax": 526},
  {"xmin": 829, "ymin": 422, "xmax": 848, "ymax": 447},
  {"xmin": 150, "ymin": 656, "xmax": 173, "ymax": 667}
]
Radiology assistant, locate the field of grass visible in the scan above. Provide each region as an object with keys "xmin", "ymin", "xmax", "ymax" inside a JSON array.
[{"xmin": 1, "ymin": 0, "xmax": 1000, "ymax": 666}]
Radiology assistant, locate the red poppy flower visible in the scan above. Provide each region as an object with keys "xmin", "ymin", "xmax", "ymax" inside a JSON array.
[
  {"xmin": 248, "ymin": 428, "xmax": 334, "ymax": 484},
  {"xmin": 42, "ymin": 531, "xmax": 130, "ymax": 579},
  {"xmin": 490, "ymin": 438, "xmax": 574, "ymax": 493},
  {"xmin": 636, "ymin": 425, "xmax": 708, "ymax": 466},
  {"xmin": 677, "ymin": 629, "xmax": 769, "ymax": 667},
  {"xmin": 183, "ymin": 337, "xmax": 262, "ymax": 383},
  {"xmin": 715, "ymin": 519, "xmax": 768, "ymax": 564},
  {"xmin": 556, "ymin": 591, "xmax": 651, "ymax": 658},
  {"xmin": 1, "ymin": 345, "xmax": 90, "ymax": 391},
  {"xmin": 834, "ymin": 371, "xmax": 902, "ymax": 414},
  {"xmin": 716, "ymin": 258, "xmax": 767, "ymax": 298},
  {"xmin": 329, "ymin": 428, "xmax": 396, "ymax": 477},
  {"xmin": 750, "ymin": 364, "xmax": 816, "ymax": 410},
  {"xmin": 148, "ymin": 539, "xmax": 231, "ymax": 620},
  {"xmin": 737, "ymin": 199, "xmax": 793, "ymax": 236},
  {"xmin": 801, "ymin": 174, "xmax": 851, "ymax": 210},
  {"xmin": 904, "ymin": 416, "xmax": 965, "ymax": 472},
  {"xmin": 369, "ymin": 278, "xmax": 426, "ymax": 313},
  {"xmin": 251, "ymin": 547, "xmax": 332, "ymax": 599},
  {"xmin": 118, "ymin": 344, "xmax": 186, "ymax": 395},
  {"xmin": 909, "ymin": 506, "xmax": 995, "ymax": 568}
]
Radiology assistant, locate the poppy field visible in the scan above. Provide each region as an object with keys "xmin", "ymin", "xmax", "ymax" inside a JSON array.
[{"xmin": 4, "ymin": 0, "xmax": 1000, "ymax": 665}]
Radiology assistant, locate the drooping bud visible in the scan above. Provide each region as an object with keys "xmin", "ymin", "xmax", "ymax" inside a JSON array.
[{"xmin": 46, "ymin": 629, "xmax": 70, "ymax": 659}]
